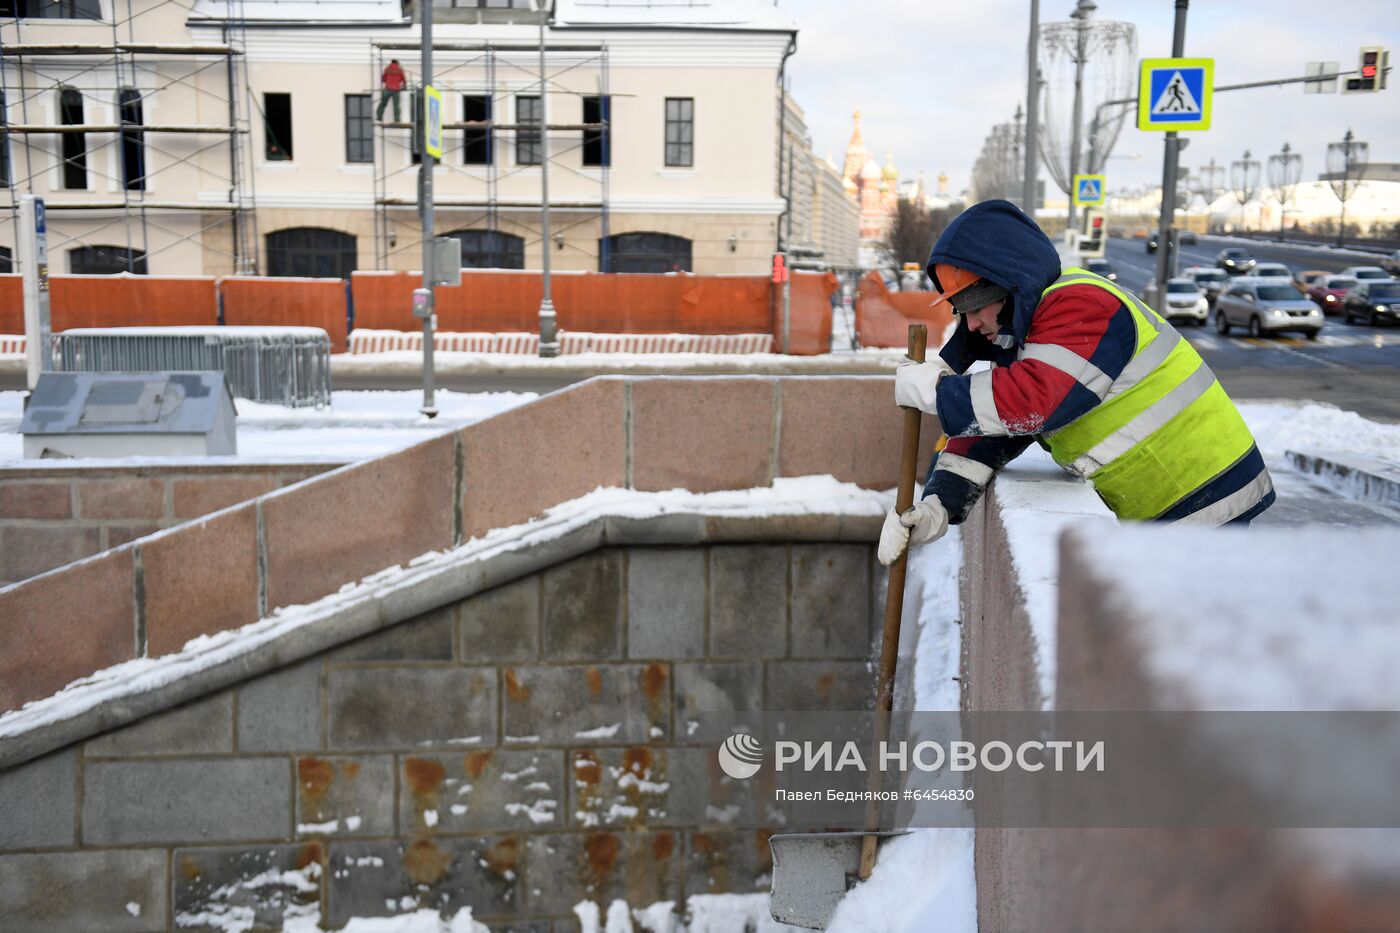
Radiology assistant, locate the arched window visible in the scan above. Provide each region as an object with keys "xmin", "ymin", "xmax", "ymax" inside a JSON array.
[
  {"xmin": 118, "ymin": 87, "xmax": 145, "ymax": 191},
  {"xmin": 59, "ymin": 86, "xmax": 86, "ymax": 190},
  {"xmin": 265, "ymin": 227, "xmax": 357, "ymax": 279},
  {"xmin": 601, "ymin": 232, "xmax": 692, "ymax": 274},
  {"xmin": 447, "ymin": 229, "xmax": 524, "ymax": 270},
  {"xmin": 69, "ymin": 245, "xmax": 147, "ymax": 274}
]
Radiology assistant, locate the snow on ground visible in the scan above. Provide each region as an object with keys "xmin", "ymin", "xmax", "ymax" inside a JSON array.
[
  {"xmin": 0, "ymin": 389, "xmax": 534, "ymax": 464},
  {"xmin": 1236, "ymin": 400, "xmax": 1400, "ymax": 462}
]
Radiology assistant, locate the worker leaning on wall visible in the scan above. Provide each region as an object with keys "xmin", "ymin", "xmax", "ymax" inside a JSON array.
[{"xmin": 879, "ymin": 198, "xmax": 1274, "ymax": 565}]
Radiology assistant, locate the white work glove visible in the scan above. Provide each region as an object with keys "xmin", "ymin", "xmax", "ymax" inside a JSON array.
[
  {"xmin": 876, "ymin": 499, "xmax": 950, "ymax": 566},
  {"xmin": 894, "ymin": 356, "xmax": 954, "ymax": 414}
]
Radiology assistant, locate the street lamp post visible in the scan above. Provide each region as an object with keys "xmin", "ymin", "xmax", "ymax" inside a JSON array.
[
  {"xmin": 1022, "ymin": 0, "xmax": 1041, "ymax": 215},
  {"xmin": 536, "ymin": 4, "xmax": 560, "ymax": 357},
  {"xmin": 1230, "ymin": 149, "xmax": 1260, "ymax": 233},
  {"xmin": 1267, "ymin": 142, "xmax": 1303, "ymax": 241},
  {"xmin": 1196, "ymin": 156, "xmax": 1224, "ymax": 229},
  {"xmin": 1065, "ymin": 0, "xmax": 1096, "ymax": 234},
  {"xmin": 1326, "ymin": 129, "xmax": 1369, "ymax": 249}
]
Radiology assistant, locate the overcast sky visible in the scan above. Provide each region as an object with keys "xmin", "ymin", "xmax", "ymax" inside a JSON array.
[{"xmin": 783, "ymin": 0, "xmax": 1399, "ymax": 198}]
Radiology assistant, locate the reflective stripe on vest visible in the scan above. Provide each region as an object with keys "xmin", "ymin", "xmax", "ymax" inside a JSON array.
[{"xmin": 1035, "ymin": 269, "xmax": 1260, "ymax": 521}]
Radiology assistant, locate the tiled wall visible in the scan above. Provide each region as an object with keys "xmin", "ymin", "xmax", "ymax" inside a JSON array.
[{"xmin": 0, "ymin": 542, "xmax": 881, "ymax": 932}]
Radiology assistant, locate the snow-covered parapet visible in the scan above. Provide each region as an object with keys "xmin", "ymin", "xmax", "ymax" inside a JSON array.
[{"xmin": 1036, "ymin": 523, "xmax": 1400, "ymax": 931}]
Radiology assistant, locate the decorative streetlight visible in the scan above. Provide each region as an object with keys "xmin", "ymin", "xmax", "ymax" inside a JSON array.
[
  {"xmin": 1230, "ymin": 150, "xmax": 1261, "ymax": 233},
  {"xmin": 1267, "ymin": 143, "xmax": 1303, "ymax": 241},
  {"xmin": 1326, "ymin": 129, "xmax": 1369, "ymax": 249},
  {"xmin": 1193, "ymin": 157, "xmax": 1226, "ymax": 229},
  {"xmin": 1038, "ymin": 2, "xmax": 1135, "ymax": 232}
]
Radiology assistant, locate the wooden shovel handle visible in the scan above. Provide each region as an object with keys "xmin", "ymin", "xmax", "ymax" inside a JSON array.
[{"xmin": 859, "ymin": 323, "xmax": 930, "ymax": 881}]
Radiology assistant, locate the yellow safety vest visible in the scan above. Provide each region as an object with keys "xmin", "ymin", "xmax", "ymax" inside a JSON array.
[{"xmin": 1038, "ymin": 268, "xmax": 1260, "ymax": 521}]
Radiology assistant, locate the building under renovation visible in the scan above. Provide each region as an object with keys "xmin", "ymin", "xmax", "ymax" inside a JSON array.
[{"xmin": 0, "ymin": 0, "xmax": 856, "ymax": 278}]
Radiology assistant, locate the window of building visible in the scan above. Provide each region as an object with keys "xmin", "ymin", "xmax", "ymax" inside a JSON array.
[
  {"xmin": 263, "ymin": 92, "xmax": 292, "ymax": 161},
  {"xmin": 118, "ymin": 88, "xmax": 144, "ymax": 191},
  {"xmin": 69, "ymin": 246, "xmax": 147, "ymax": 274},
  {"xmin": 345, "ymin": 94, "xmax": 373, "ymax": 163},
  {"xmin": 447, "ymin": 229, "xmax": 524, "ymax": 269},
  {"xmin": 601, "ymin": 232, "xmax": 692, "ymax": 274},
  {"xmin": 516, "ymin": 95, "xmax": 541, "ymax": 166},
  {"xmin": 0, "ymin": 1, "xmax": 102, "ymax": 19},
  {"xmin": 462, "ymin": 94, "xmax": 492, "ymax": 165},
  {"xmin": 0, "ymin": 246, "xmax": 12, "ymax": 273},
  {"xmin": 266, "ymin": 227, "xmax": 357, "ymax": 279},
  {"xmin": 432, "ymin": 0, "xmax": 532, "ymax": 8},
  {"xmin": 58, "ymin": 87, "xmax": 87, "ymax": 189},
  {"xmin": 582, "ymin": 95, "xmax": 609, "ymax": 168},
  {"xmin": 664, "ymin": 97, "xmax": 693, "ymax": 168}
]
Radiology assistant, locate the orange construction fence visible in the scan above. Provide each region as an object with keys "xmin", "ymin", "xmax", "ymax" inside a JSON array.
[
  {"xmin": 853, "ymin": 270, "xmax": 953, "ymax": 350},
  {"xmin": 221, "ymin": 277, "xmax": 349, "ymax": 352},
  {"xmin": 0, "ymin": 270, "xmax": 837, "ymax": 355}
]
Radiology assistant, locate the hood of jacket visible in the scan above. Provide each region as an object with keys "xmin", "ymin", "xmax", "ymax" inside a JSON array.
[{"xmin": 926, "ymin": 199, "xmax": 1062, "ymax": 372}]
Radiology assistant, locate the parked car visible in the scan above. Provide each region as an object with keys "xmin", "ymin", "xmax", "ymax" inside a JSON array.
[
  {"xmin": 1252, "ymin": 262, "xmax": 1293, "ymax": 282},
  {"xmin": 1162, "ymin": 278, "xmax": 1209, "ymax": 325},
  {"xmin": 1215, "ymin": 280, "xmax": 1321, "ymax": 338},
  {"xmin": 1084, "ymin": 258, "xmax": 1118, "ymax": 282},
  {"xmin": 1307, "ymin": 274, "xmax": 1358, "ymax": 314},
  {"xmin": 1381, "ymin": 250, "xmax": 1400, "ymax": 276},
  {"xmin": 1183, "ymin": 266, "xmax": 1230, "ymax": 306},
  {"xmin": 1295, "ymin": 270, "xmax": 1329, "ymax": 293},
  {"xmin": 1342, "ymin": 280, "xmax": 1400, "ymax": 326},
  {"xmin": 1216, "ymin": 248, "xmax": 1257, "ymax": 274},
  {"xmin": 1339, "ymin": 265, "xmax": 1393, "ymax": 282}
]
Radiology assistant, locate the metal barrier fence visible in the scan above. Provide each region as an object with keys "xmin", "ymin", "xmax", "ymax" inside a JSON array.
[{"xmin": 51, "ymin": 327, "xmax": 332, "ymax": 408}]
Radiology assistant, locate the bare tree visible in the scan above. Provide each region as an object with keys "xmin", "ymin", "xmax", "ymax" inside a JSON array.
[
  {"xmin": 881, "ymin": 199, "xmax": 934, "ymax": 289},
  {"xmin": 880, "ymin": 199, "xmax": 962, "ymax": 289}
]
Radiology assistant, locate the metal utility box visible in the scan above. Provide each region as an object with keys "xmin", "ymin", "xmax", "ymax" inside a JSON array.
[{"xmin": 20, "ymin": 371, "xmax": 238, "ymax": 459}]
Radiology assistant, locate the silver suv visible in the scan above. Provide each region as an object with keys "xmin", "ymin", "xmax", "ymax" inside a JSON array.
[{"xmin": 1215, "ymin": 280, "xmax": 1321, "ymax": 339}]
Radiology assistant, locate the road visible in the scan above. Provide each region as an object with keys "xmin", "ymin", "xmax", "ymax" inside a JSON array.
[{"xmin": 1103, "ymin": 236, "xmax": 1400, "ymax": 422}]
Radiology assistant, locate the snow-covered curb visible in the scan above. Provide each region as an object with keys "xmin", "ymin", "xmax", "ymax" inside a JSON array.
[{"xmin": 0, "ymin": 476, "xmax": 889, "ymax": 769}]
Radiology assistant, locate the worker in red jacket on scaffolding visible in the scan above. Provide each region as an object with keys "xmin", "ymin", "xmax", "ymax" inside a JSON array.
[{"xmin": 377, "ymin": 59, "xmax": 406, "ymax": 123}]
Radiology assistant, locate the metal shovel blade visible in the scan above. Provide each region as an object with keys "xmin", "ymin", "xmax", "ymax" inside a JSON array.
[{"xmin": 768, "ymin": 831, "xmax": 909, "ymax": 929}]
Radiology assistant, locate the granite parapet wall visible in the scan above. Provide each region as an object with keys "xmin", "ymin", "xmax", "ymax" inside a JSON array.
[
  {"xmin": 0, "ymin": 376, "xmax": 935, "ymax": 716},
  {"xmin": 0, "ymin": 464, "xmax": 333, "ymax": 587}
]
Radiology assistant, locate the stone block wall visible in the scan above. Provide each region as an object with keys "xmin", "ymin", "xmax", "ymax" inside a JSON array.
[
  {"xmin": 0, "ymin": 464, "xmax": 333, "ymax": 586},
  {"xmin": 0, "ymin": 376, "xmax": 932, "ymax": 716},
  {"xmin": 0, "ymin": 541, "xmax": 880, "ymax": 931}
]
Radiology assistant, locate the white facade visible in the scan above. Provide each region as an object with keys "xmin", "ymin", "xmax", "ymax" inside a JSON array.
[{"xmin": 0, "ymin": 0, "xmax": 807, "ymax": 276}]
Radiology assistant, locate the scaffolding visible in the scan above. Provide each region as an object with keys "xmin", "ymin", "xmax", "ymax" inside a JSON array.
[
  {"xmin": 0, "ymin": 0, "xmax": 259, "ymax": 276},
  {"xmin": 369, "ymin": 38, "xmax": 610, "ymax": 272}
]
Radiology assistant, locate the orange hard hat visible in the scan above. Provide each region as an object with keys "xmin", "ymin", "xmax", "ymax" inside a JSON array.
[{"xmin": 928, "ymin": 262, "xmax": 1008, "ymax": 316}]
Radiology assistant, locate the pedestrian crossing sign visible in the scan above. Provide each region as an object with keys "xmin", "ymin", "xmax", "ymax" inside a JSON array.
[
  {"xmin": 1073, "ymin": 174, "xmax": 1106, "ymax": 206},
  {"xmin": 1137, "ymin": 57, "xmax": 1213, "ymax": 131},
  {"xmin": 424, "ymin": 84, "xmax": 444, "ymax": 159}
]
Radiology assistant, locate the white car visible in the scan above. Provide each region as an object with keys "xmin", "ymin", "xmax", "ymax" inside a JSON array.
[
  {"xmin": 1162, "ymin": 278, "xmax": 1209, "ymax": 325},
  {"xmin": 1251, "ymin": 262, "xmax": 1293, "ymax": 282},
  {"xmin": 1339, "ymin": 265, "xmax": 1394, "ymax": 282}
]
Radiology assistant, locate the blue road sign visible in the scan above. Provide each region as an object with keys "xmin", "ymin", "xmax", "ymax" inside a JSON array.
[
  {"xmin": 1138, "ymin": 58, "xmax": 1214, "ymax": 131},
  {"xmin": 1072, "ymin": 174, "xmax": 1105, "ymax": 206}
]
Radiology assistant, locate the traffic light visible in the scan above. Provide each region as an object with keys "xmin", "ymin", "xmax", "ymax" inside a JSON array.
[
  {"xmin": 1344, "ymin": 47, "xmax": 1388, "ymax": 93},
  {"xmin": 1079, "ymin": 209, "xmax": 1106, "ymax": 258}
]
